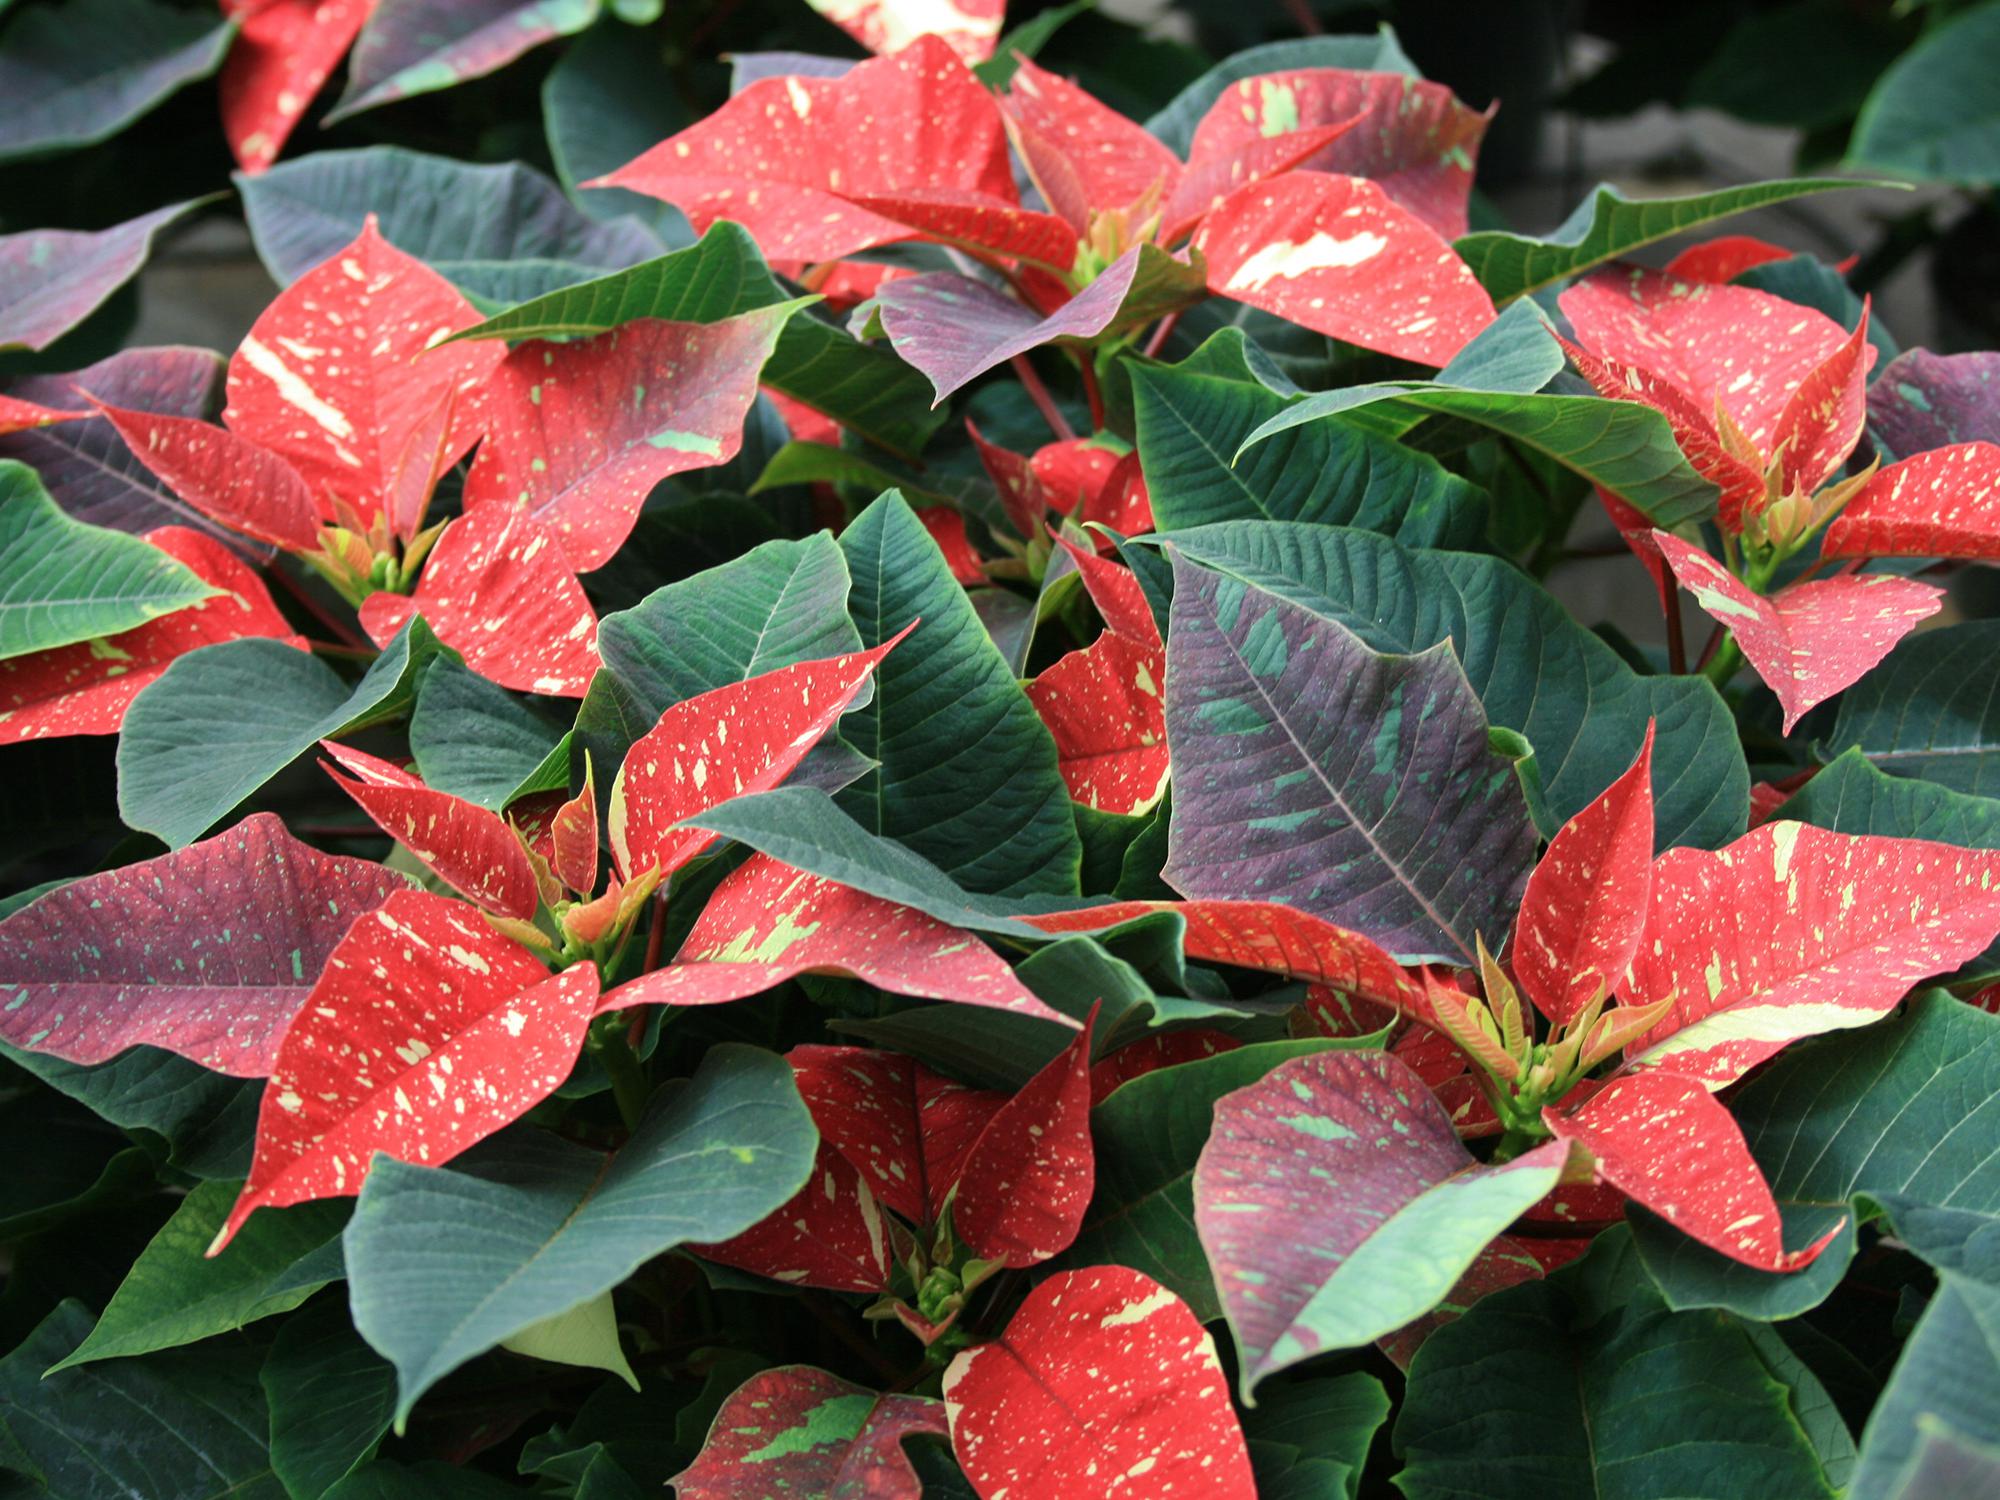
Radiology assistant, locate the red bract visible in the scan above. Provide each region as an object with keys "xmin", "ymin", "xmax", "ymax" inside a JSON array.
[
  {"xmin": 1028, "ymin": 625, "xmax": 1168, "ymax": 814},
  {"xmin": 1545, "ymin": 1071, "xmax": 1842, "ymax": 1272},
  {"xmin": 0, "ymin": 812, "xmax": 407, "ymax": 1075},
  {"xmin": 941, "ymin": 1267, "xmax": 1256, "ymax": 1499},
  {"xmin": 91, "ymin": 404, "xmax": 324, "ymax": 553},
  {"xmin": 1184, "ymin": 69, "xmax": 1493, "ymax": 238},
  {"xmin": 319, "ymin": 742, "xmax": 542, "ymax": 920},
  {"xmin": 1652, "ymin": 532, "xmax": 1942, "ymax": 732},
  {"xmin": 1087, "ymin": 1029, "xmax": 1241, "ymax": 1106},
  {"xmin": 1662, "ymin": 234, "xmax": 1796, "ymax": 285},
  {"xmin": 1823, "ymin": 440, "xmax": 2000, "ymax": 560},
  {"xmin": 213, "ymin": 889, "xmax": 598, "ymax": 1253},
  {"xmin": 673, "ymin": 1366, "xmax": 948, "ymax": 1500},
  {"xmin": 599, "ymin": 851, "xmax": 1072, "ymax": 1024},
  {"xmin": 700, "ymin": 1023, "xmax": 1094, "ymax": 1292},
  {"xmin": 599, "ymin": 38, "xmax": 1030, "ymax": 265},
  {"xmin": 219, "ymin": 0, "xmax": 373, "ymax": 173},
  {"xmin": 1621, "ymin": 821, "xmax": 2000, "ymax": 1088},
  {"xmin": 0, "ymin": 395, "xmax": 80, "ymax": 434},
  {"xmin": 226, "ymin": 219, "xmax": 499, "ymax": 533},
  {"xmin": 1510, "ymin": 724, "xmax": 1654, "ymax": 1026},
  {"xmin": 607, "ymin": 629, "xmax": 910, "ymax": 881},
  {"xmin": 809, "ymin": 0, "xmax": 1003, "ymax": 63},
  {"xmin": 462, "ymin": 308, "xmax": 798, "ymax": 572},
  {"xmin": 1195, "ymin": 172, "xmax": 1496, "ymax": 364},
  {"xmin": 0, "ymin": 528, "xmax": 301, "ymax": 744},
  {"xmin": 358, "ymin": 502, "xmax": 600, "ymax": 697}
]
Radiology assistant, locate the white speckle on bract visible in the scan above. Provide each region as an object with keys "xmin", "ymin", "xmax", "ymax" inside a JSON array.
[{"xmin": 1223, "ymin": 231, "xmax": 1389, "ymax": 294}]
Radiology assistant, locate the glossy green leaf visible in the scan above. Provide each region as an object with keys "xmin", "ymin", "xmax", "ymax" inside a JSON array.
[
  {"xmin": 407, "ymin": 655, "xmax": 569, "ymax": 810},
  {"xmin": 1453, "ymin": 178, "xmax": 1878, "ymax": 303},
  {"xmin": 117, "ymin": 618, "xmax": 451, "ymax": 847},
  {"xmin": 1130, "ymin": 345, "xmax": 1487, "ymax": 548},
  {"xmin": 345, "ymin": 1044, "xmax": 816, "ymax": 1423},
  {"xmin": 1826, "ymin": 620, "xmax": 2000, "ymax": 796},
  {"xmin": 449, "ymin": 224, "xmax": 944, "ymax": 460},
  {"xmin": 576, "ymin": 532, "xmax": 860, "ymax": 793},
  {"xmin": 542, "ymin": 20, "xmax": 693, "ymax": 237},
  {"xmin": 1241, "ymin": 383, "xmax": 1720, "ymax": 528},
  {"xmin": 0, "ymin": 0, "xmax": 233, "ymax": 163},
  {"xmin": 1394, "ymin": 1234, "xmax": 1840, "ymax": 1499},
  {"xmin": 1850, "ymin": 2, "xmax": 2000, "ymax": 184},
  {"xmin": 0, "ymin": 462, "xmax": 214, "ymax": 659},
  {"xmin": 1158, "ymin": 520, "xmax": 1747, "ymax": 849},
  {"xmin": 837, "ymin": 492, "xmax": 1082, "ymax": 899},
  {"xmin": 0, "ymin": 1040, "xmax": 258, "ymax": 1180},
  {"xmin": 0, "ymin": 1301, "xmax": 284, "ymax": 1500},
  {"xmin": 1244, "ymin": 1372, "xmax": 1391, "ymax": 1500},
  {"xmin": 264, "ymin": 1297, "xmax": 397, "ymax": 1500},
  {"xmin": 1851, "ymin": 1278, "xmax": 2000, "ymax": 1498},
  {"xmin": 49, "ymin": 1182, "xmax": 346, "ymax": 1369}
]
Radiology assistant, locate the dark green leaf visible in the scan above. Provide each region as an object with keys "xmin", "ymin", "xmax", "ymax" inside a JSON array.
[
  {"xmin": 263, "ymin": 1298, "xmax": 396, "ymax": 1500},
  {"xmin": 117, "ymin": 619, "xmax": 451, "ymax": 848},
  {"xmin": 837, "ymin": 492, "xmax": 1082, "ymax": 899},
  {"xmin": 1850, "ymin": 2, "xmax": 2000, "ymax": 184},
  {"xmin": 0, "ymin": 1040, "xmax": 258, "ymax": 1179},
  {"xmin": 1826, "ymin": 620, "xmax": 2000, "ymax": 796},
  {"xmin": 407, "ymin": 656, "xmax": 568, "ymax": 810}
]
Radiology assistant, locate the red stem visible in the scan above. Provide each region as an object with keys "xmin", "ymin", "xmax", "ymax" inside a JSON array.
[
  {"xmin": 1142, "ymin": 312, "xmax": 1182, "ymax": 360},
  {"xmin": 1078, "ymin": 357, "xmax": 1106, "ymax": 433},
  {"xmin": 1010, "ymin": 355, "xmax": 1076, "ymax": 443},
  {"xmin": 1665, "ymin": 596, "xmax": 1687, "ymax": 677},
  {"xmin": 1280, "ymin": 0, "xmax": 1324, "ymax": 34}
]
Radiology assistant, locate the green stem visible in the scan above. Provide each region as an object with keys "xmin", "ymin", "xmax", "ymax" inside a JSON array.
[
  {"xmin": 592, "ymin": 1019, "xmax": 649, "ymax": 1132},
  {"xmin": 1489, "ymin": 1126, "xmax": 1547, "ymax": 1165},
  {"xmin": 1702, "ymin": 634, "xmax": 1745, "ymax": 689}
]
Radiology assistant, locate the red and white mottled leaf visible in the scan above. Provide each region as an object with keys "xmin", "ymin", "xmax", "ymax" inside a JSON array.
[
  {"xmin": 672, "ymin": 1365, "xmax": 948, "ymax": 1500},
  {"xmin": 1770, "ymin": 304, "xmax": 1872, "ymax": 495},
  {"xmin": 0, "ymin": 395, "xmax": 79, "ymax": 435},
  {"xmin": 1194, "ymin": 1049, "xmax": 1568, "ymax": 1387},
  {"xmin": 1027, "ymin": 629, "xmax": 1169, "ymax": 814},
  {"xmin": 1392, "ymin": 1024, "xmax": 1500, "ymax": 1140},
  {"xmin": 808, "ymin": 0, "xmax": 1002, "ymax": 64},
  {"xmin": 1088, "ymin": 1029, "xmax": 1240, "ymax": 1106},
  {"xmin": 0, "ymin": 811, "xmax": 407, "ymax": 1076},
  {"xmin": 0, "ymin": 527, "xmax": 301, "ymax": 744},
  {"xmin": 219, "ymin": 0, "xmax": 373, "ymax": 173},
  {"xmin": 1377, "ymin": 1235, "xmax": 1543, "ymax": 1371},
  {"xmin": 463, "ymin": 310, "xmax": 794, "ymax": 572},
  {"xmin": 874, "ymin": 255, "xmax": 1139, "ymax": 404},
  {"xmin": 1027, "ymin": 898, "xmax": 1427, "ymax": 1022},
  {"xmin": 608, "ymin": 630, "xmax": 908, "ymax": 882},
  {"xmin": 1511, "ymin": 723, "xmax": 1655, "ymax": 1024},
  {"xmin": 359, "ymin": 503, "xmax": 599, "ymax": 697},
  {"xmin": 598, "ymin": 38, "xmax": 1019, "ymax": 264},
  {"xmin": 213, "ymin": 890, "xmax": 596, "ymax": 1252},
  {"xmin": 319, "ymin": 742, "xmax": 540, "ymax": 920},
  {"xmin": 1048, "ymin": 529, "xmax": 1157, "ymax": 644},
  {"xmin": 1558, "ymin": 266, "xmax": 1854, "ymax": 456},
  {"xmin": 1624, "ymin": 822, "xmax": 2000, "ymax": 1088},
  {"xmin": 966, "ymin": 421, "xmax": 1045, "ymax": 541},
  {"xmin": 597, "ymin": 852, "xmax": 1069, "ymax": 1023},
  {"xmin": 1003, "ymin": 59, "xmax": 1183, "ymax": 224},
  {"xmin": 1197, "ymin": 172, "xmax": 1495, "ymax": 365},
  {"xmin": 1563, "ymin": 336, "xmax": 1769, "ymax": 534},
  {"xmin": 1032, "ymin": 441, "xmax": 1122, "ymax": 520},
  {"xmin": 91, "ymin": 402, "xmax": 322, "ymax": 552},
  {"xmin": 1653, "ymin": 532, "xmax": 1942, "ymax": 733},
  {"xmin": 548, "ymin": 774, "xmax": 598, "ymax": 898},
  {"xmin": 1185, "ymin": 70, "xmax": 1492, "ymax": 239},
  {"xmin": 1822, "ymin": 441, "xmax": 2000, "ymax": 560},
  {"xmin": 1159, "ymin": 121, "xmax": 1359, "ymax": 247},
  {"xmin": 1663, "ymin": 235, "xmax": 1795, "ymax": 284},
  {"xmin": 951, "ymin": 1011, "xmax": 1094, "ymax": 1267},
  {"xmin": 942, "ymin": 1267, "xmax": 1255, "ymax": 1499},
  {"xmin": 1546, "ymin": 1070, "xmax": 1841, "ymax": 1272},
  {"xmin": 225, "ymin": 218, "xmax": 499, "ymax": 528},
  {"xmin": 836, "ymin": 188, "xmax": 1077, "ymax": 271},
  {"xmin": 917, "ymin": 505, "xmax": 985, "ymax": 584}
]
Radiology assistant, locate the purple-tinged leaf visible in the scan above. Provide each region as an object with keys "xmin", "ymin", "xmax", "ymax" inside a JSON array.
[
  {"xmin": 0, "ymin": 201, "xmax": 203, "ymax": 353},
  {"xmin": 673, "ymin": 1366, "xmax": 948, "ymax": 1499},
  {"xmin": 1193, "ymin": 1049, "xmax": 1568, "ymax": 1391},
  {"xmin": 876, "ymin": 247, "xmax": 1202, "ymax": 404},
  {"xmin": 0, "ymin": 812, "xmax": 409, "ymax": 1076},
  {"xmin": 0, "ymin": 347, "xmax": 239, "ymax": 547},
  {"xmin": 1867, "ymin": 348, "xmax": 2000, "ymax": 458},
  {"xmin": 1162, "ymin": 556, "xmax": 1538, "ymax": 963},
  {"xmin": 332, "ymin": 0, "xmax": 599, "ymax": 121}
]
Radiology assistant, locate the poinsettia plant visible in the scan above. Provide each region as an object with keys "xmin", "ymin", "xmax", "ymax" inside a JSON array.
[{"xmin": 9, "ymin": 9, "xmax": 2000, "ymax": 1499}]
